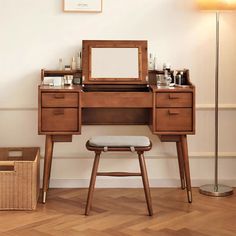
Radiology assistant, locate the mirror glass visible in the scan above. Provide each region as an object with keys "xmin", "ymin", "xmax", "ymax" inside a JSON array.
[{"xmin": 91, "ymin": 48, "xmax": 139, "ymax": 79}]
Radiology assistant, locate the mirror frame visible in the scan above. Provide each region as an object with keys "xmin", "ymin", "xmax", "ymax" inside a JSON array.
[{"xmin": 82, "ymin": 40, "xmax": 148, "ymax": 84}]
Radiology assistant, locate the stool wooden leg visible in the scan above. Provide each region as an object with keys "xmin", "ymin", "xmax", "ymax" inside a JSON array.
[
  {"xmin": 180, "ymin": 135, "xmax": 192, "ymax": 203},
  {"xmin": 176, "ymin": 141, "xmax": 186, "ymax": 190},
  {"xmin": 85, "ymin": 152, "xmax": 101, "ymax": 216},
  {"xmin": 138, "ymin": 152, "xmax": 153, "ymax": 216}
]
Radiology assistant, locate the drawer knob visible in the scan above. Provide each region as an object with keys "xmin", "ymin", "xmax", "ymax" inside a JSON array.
[
  {"xmin": 168, "ymin": 110, "xmax": 180, "ymax": 115},
  {"xmin": 54, "ymin": 94, "xmax": 65, "ymax": 99}
]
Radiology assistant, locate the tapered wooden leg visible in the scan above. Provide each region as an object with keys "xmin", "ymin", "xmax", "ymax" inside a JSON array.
[
  {"xmin": 176, "ymin": 141, "xmax": 186, "ymax": 190},
  {"xmin": 85, "ymin": 152, "xmax": 101, "ymax": 216},
  {"xmin": 180, "ymin": 135, "xmax": 192, "ymax": 203},
  {"xmin": 42, "ymin": 135, "xmax": 54, "ymax": 204},
  {"xmin": 138, "ymin": 152, "xmax": 153, "ymax": 216}
]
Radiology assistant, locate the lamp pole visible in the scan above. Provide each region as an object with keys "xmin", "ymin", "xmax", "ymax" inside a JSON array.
[
  {"xmin": 214, "ymin": 11, "xmax": 219, "ymax": 192},
  {"xmin": 199, "ymin": 12, "xmax": 233, "ymax": 197}
]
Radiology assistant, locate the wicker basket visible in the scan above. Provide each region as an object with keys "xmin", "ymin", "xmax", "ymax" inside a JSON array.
[{"xmin": 0, "ymin": 147, "xmax": 40, "ymax": 210}]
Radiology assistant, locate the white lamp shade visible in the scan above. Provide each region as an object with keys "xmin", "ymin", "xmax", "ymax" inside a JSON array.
[{"xmin": 197, "ymin": 0, "xmax": 236, "ymax": 10}]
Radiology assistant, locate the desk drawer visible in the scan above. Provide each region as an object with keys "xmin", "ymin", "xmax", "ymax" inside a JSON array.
[
  {"xmin": 82, "ymin": 92, "xmax": 152, "ymax": 108},
  {"xmin": 155, "ymin": 108, "xmax": 192, "ymax": 131},
  {"xmin": 42, "ymin": 93, "xmax": 78, "ymax": 108},
  {"xmin": 156, "ymin": 92, "xmax": 192, "ymax": 108},
  {"xmin": 41, "ymin": 108, "xmax": 78, "ymax": 132}
]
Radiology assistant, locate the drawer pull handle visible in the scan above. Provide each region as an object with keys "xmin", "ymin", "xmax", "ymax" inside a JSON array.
[
  {"xmin": 54, "ymin": 94, "xmax": 65, "ymax": 99},
  {"xmin": 168, "ymin": 110, "xmax": 180, "ymax": 115},
  {"xmin": 53, "ymin": 110, "xmax": 64, "ymax": 116},
  {"xmin": 169, "ymin": 94, "xmax": 179, "ymax": 99}
]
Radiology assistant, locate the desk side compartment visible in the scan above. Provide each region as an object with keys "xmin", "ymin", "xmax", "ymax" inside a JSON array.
[
  {"xmin": 152, "ymin": 87, "xmax": 195, "ymax": 135},
  {"xmin": 38, "ymin": 86, "xmax": 81, "ymax": 135}
]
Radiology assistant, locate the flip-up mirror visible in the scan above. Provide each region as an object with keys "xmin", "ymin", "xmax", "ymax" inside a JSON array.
[{"xmin": 82, "ymin": 40, "xmax": 148, "ymax": 84}]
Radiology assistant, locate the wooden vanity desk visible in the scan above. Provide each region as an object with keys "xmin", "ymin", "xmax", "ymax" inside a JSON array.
[{"xmin": 38, "ymin": 40, "xmax": 195, "ymax": 204}]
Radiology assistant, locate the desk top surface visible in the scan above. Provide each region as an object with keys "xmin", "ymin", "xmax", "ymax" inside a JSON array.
[{"xmin": 39, "ymin": 84, "xmax": 194, "ymax": 93}]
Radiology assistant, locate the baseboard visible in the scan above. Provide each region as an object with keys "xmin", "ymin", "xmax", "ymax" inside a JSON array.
[
  {"xmin": 39, "ymin": 153, "xmax": 236, "ymax": 160},
  {"xmin": 45, "ymin": 178, "xmax": 236, "ymax": 188}
]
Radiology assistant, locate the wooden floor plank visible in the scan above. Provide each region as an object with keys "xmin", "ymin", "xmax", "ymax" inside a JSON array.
[{"xmin": 0, "ymin": 188, "xmax": 235, "ymax": 236}]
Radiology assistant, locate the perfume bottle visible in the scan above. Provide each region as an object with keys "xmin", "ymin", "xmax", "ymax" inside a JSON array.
[
  {"xmin": 71, "ymin": 57, "xmax": 76, "ymax": 70},
  {"xmin": 154, "ymin": 55, "xmax": 158, "ymax": 70},
  {"xmin": 58, "ymin": 58, "xmax": 63, "ymax": 71},
  {"xmin": 176, "ymin": 71, "xmax": 183, "ymax": 85},
  {"xmin": 76, "ymin": 52, "xmax": 81, "ymax": 70},
  {"xmin": 148, "ymin": 53, "xmax": 155, "ymax": 70},
  {"xmin": 180, "ymin": 71, "xmax": 185, "ymax": 85},
  {"xmin": 173, "ymin": 70, "xmax": 178, "ymax": 85},
  {"xmin": 163, "ymin": 63, "xmax": 171, "ymax": 72},
  {"xmin": 163, "ymin": 63, "xmax": 172, "ymax": 87}
]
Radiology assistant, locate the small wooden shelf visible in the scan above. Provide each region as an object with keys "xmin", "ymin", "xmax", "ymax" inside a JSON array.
[{"xmin": 42, "ymin": 69, "xmax": 82, "ymax": 77}]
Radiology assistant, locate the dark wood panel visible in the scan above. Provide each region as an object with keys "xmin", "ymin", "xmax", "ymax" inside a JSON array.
[
  {"xmin": 42, "ymin": 93, "xmax": 78, "ymax": 108},
  {"xmin": 82, "ymin": 92, "xmax": 152, "ymax": 108},
  {"xmin": 82, "ymin": 108, "xmax": 151, "ymax": 125},
  {"xmin": 52, "ymin": 135, "xmax": 72, "ymax": 142},
  {"xmin": 82, "ymin": 84, "xmax": 150, "ymax": 92},
  {"xmin": 155, "ymin": 108, "xmax": 193, "ymax": 132}
]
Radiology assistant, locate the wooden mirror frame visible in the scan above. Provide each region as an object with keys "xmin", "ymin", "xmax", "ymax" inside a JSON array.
[{"xmin": 82, "ymin": 40, "xmax": 148, "ymax": 85}]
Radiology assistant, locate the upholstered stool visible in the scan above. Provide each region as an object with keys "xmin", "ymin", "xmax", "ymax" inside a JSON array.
[{"xmin": 85, "ymin": 136, "xmax": 153, "ymax": 216}]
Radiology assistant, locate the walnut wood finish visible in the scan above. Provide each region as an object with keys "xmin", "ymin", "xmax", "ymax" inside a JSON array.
[
  {"xmin": 155, "ymin": 92, "xmax": 192, "ymax": 108},
  {"xmin": 97, "ymin": 172, "xmax": 142, "ymax": 177},
  {"xmin": 82, "ymin": 40, "xmax": 148, "ymax": 84},
  {"xmin": 38, "ymin": 85, "xmax": 81, "ymax": 135},
  {"xmin": 85, "ymin": 151, "xmax": 101, "ymax": 216},
  {"xmin": 159, "ymin": 135, "xmax": 192, "ymax": 203},
  {"xmin": 51, "ymin": 135, "xmax": 72, "ymax": 142},
  {"xmin": 155, "ymin": 108, "xmax": 193, "ymax": 132},
  {"xmin": 81, "ymin": 92, "xmax": 152, "ymax": 108},
  {"xmin": 148, "ymin": 69, "xmax": 191, "ymax": 86},
  {"xmin": 42, "ymin": 135, "xmax": 54, "ymax": 204},
  {"xmin": 42, "ymin": 69, "xmax": 81, "ymax": 79},
  {"xmin": 41, "ymin": 108, "xmax": 78, "ymax": 132},
  {"xmin": 42, "ymin": 93, "xmax": 78, "ymax": 108},
  {"xmin": 38, "ymin": 68, "xmax": 195, "ymax": 204},
  {"xmin": 138, "ymin": 152, "xmax": 153, "ymax": 216},
  {"xmin": 85, "ymin": 143, "xmax": 153, "ymax": 216},
  {"xmin": 176, "ymin": 141, "xmax": 186, "ymax": 190},
  {"xmin": 82, "ymin": 108, "xmax": 151, "ymax": 125},
  {"xmin": 180, "ymin": 135, "xmax": 192, "ymax": 203},
  {"xmin": 151, "ymin": 85, "xmax": 195, "ymax": 135}
]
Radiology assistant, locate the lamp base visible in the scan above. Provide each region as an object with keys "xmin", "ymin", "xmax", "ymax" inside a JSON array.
[{"xmin": 199, "ymin": 184, "xmax": 233, "ymax": 197}]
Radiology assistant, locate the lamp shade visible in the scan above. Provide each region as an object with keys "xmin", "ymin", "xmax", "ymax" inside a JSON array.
[{"xmin": 197, "ymin": 0, "xmax": 236, "ymax": 10}]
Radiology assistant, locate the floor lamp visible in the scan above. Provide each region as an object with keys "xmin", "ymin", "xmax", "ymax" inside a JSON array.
[{"xmin": 197, "ymin": 0, "xmax": 236, "ymax": 197}]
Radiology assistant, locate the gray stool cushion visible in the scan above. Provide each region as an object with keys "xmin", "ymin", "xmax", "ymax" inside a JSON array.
[{"xmin": 88, "ymin": 136, "xmax": 150, "ymax": 147}]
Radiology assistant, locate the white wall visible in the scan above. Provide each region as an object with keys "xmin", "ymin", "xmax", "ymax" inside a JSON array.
[{"xmin": 0, "ymin": 0, "xmax": 236, "ymax": 187}]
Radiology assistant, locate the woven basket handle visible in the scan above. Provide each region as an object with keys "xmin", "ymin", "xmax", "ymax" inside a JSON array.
[
  {"xmin": 0, "ymin": 161, "xmax": 15, "ymax": 172},
  {"xmin": 7, "ymin": 149, "xmax": 23, "ymax": 158}
]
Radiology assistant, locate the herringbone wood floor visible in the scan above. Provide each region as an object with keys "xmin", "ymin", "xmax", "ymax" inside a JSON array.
[{"xmin": 0, "ymin": 188, "xmax": 235, "ymax": 236}]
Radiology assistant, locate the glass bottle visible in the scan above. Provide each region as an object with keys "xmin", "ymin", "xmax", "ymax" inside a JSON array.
[
  {"xmin": 58, "ymin": 58, "xmax": 63, "ymax": 71},
  {"xmin": 76, "ymin": 52, "xmax": 81, "ymax": 70},
  {"xmin": 148, "ymin": 53, "xmax": 155, "ymax": 70},
  {"xmin": 71, "ymin": 57, "xmax": 76, "ymax": 70}
]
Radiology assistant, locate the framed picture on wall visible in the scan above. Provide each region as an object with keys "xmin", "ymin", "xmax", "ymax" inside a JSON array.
[{"xmin": 63, "ymin": 0, "xmax": 102, "ymax": 13}]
